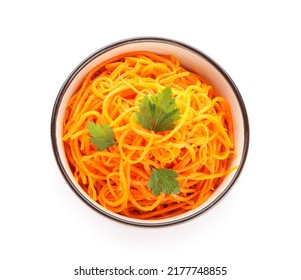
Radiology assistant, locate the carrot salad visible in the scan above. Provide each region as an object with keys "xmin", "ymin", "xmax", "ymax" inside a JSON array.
[{"xmin": 62, "ymin": 51, "xmax": 236, "ymax": 219}]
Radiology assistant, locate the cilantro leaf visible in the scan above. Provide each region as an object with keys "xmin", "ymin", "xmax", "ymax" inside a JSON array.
[
  {"xmin": 87, "ymin": 122, "xmax": 115, "ymax": 151},
  {"xmin": 147, "ymin": 168, "xmax": 181, "ymax": 196},
  {"xmin": 136, "ymin": 87, "xmax": 180, "ymax": 132}
]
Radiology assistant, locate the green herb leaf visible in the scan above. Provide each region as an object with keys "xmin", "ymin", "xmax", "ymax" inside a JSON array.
[
  {"xmin": 87, "ymin": 122, "xmax": 115, "ymax": 151},
  {"xmin": 136, "ymin": 87, "xmax": 180, "ymax": 132},
  {"xmin": 147, "ymin": 168, "xmax": 181, "ymax": 196}
]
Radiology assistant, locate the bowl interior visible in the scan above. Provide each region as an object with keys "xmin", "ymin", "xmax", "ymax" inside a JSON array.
[{"xmin": 53, "ymin": 38, "xmax": 248, "ymax": 226}]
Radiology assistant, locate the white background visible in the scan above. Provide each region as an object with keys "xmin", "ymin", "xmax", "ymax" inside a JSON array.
[{"xmin": 1, "ymin": 0, "xmax": 300, "ymax": 279}]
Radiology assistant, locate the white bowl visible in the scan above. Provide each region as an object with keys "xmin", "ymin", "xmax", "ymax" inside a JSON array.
[{"xmin": 51, "ymin": 37, "xmax": 249, "ymax": 227}]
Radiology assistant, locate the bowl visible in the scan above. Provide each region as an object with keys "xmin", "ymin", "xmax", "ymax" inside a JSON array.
[{"xmin": 51, "ymin": 37, "xmax": 249, "ymax": 227}]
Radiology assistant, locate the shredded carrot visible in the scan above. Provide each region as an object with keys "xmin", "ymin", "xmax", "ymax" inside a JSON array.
[{"xmin": 62, "ymin": 51, "xmax": 236, "ymax": 219}]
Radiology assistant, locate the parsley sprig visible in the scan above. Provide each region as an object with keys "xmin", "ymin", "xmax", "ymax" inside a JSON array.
[
  {"xmin": 87, "ymin": 122, "xmax": 115, "ymax": 151},
  {"xmin": 136, "ymin": 87, "xmax": 180, "ymax": 133},
  {"xmin": 147, "ymin": 168, "xmax": 181, "ymax": 196}
]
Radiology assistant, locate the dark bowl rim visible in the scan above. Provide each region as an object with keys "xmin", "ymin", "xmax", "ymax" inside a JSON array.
[{"xmin": 50, "ymin": 36, "xmax": 250, "ymax": 227}]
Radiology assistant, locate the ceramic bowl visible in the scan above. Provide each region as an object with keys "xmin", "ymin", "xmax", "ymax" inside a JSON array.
[{"xmin": 51, "ymin": 37, "xmax": 249, "ymax": 227}]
